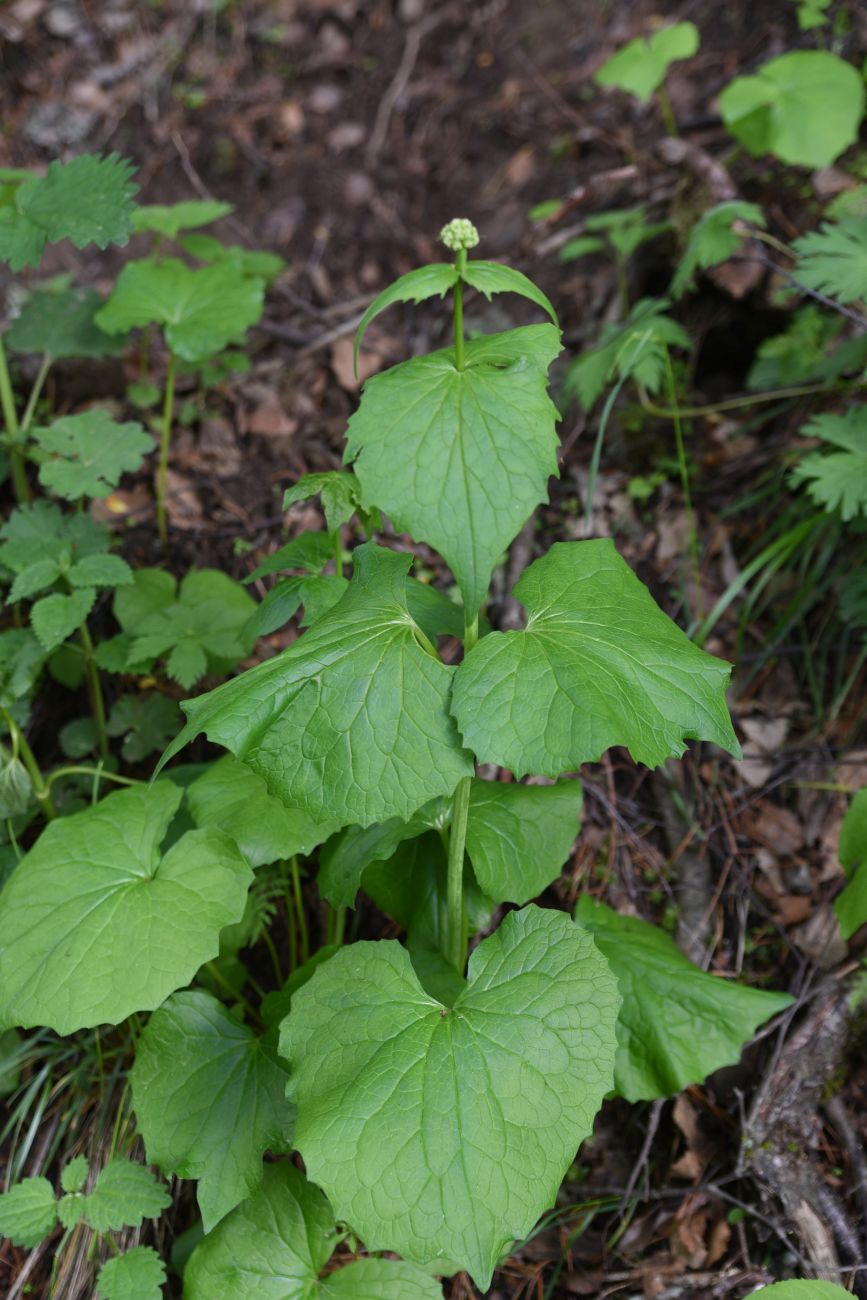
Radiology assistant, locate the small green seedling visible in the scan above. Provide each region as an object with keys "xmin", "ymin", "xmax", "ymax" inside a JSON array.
[
  {"xmin": 565, "ymin": 296, "xmax": 691, "ymax": 409},
  {"xmin": 671, "ymin": 200, "xmax": 766, "ymax": 297},
  {"xmin": 595, "ymin": 21, "xmax": 699, "ymax": 134},
  {"xmin": 560, "ymin": 207, "xmax": 670, "ymax": 311},
  {"xmin": 720, "ymin": 51, "xmax": 865, "ymax": 169}
]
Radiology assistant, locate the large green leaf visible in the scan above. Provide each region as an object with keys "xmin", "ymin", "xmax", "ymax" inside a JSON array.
[
  {"xmin": 184, "ymin": 1162, "xmax": 443, "ymax": 1298},
  {"xmin": 0, "ymin": 783, "xmax": 252, "ymax": 1033},
  {"xmin": 34, "ymin": 410, "xmax": 152, "ymax": 501},
  {"xmin": 96, "ymin": 1246, "xmax": 166, "ymax": 1300},
  {"xmin": 95, "ymin": 257, "xmax": 265, "ymax": 363},
  {"xmin": 345, "ymin": 325, "xmax": 562, "ymax": 618},
  {"xmin": 64, "ymin": 1160, "xmax": 169, "ymax": 1232},
  {"xmin": 720, "ymin": 51, "xmax": 864, "ymax": 169},
  {"xmin": 466, "ymin": 778, "xmax": 582, "ymax": 904},
  {"xmin": 461, "ymin": 262, "xmax": 558, "ymax": 325},
  {"xmin": 130, "ymin": 989, "xmax": 292, "ymax": 1231},
  {"xmin": 354, "ymin": 263, "xmax": 458, "ymax": 371},
  {"xmin": 280, "ymin": 905, "xmax": 619, "ymax": 1288},
  {"xmin": 16, "ymin": 153, "xmax": 137, "ymax": 249},
  {"xmin": 7, "ymin": 288, "xmax": 125, "ymax": 359},
  {"xmin": 451, "ymin": 540, "xmax": 740, "ymax": 777},
  {"xmin": 595, "ymin": 22, "xmax": 699, "ymax": 102},
  {"xmin": 187, "ymin": 755, "xmax": 329, "ymax": 866},
  {"xmin": 574, "ymin": 899, "xmax": 793, "ymax": 1101},
  {"xmin": 159, "ymin": 545, "xmax": 472, "ymax": 829},
  {"xmin": 317, "ymin": 807, "xmax": 442, "ymax": 909}
]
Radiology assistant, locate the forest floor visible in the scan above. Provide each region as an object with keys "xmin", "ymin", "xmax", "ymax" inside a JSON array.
[{"xmin": 1, "ymin": 1, "xmax": 866, "ymax": 1297}]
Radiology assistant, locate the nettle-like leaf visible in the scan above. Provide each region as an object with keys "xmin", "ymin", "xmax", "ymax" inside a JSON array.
[
  {"xmin": 0, "ymin": 750, "xmax": 33, "ymax": 818},
  {"xmin": 0, "ymin": 154, "xmax": 137, "ymax": 270},
  {"xmin": 790, "ymin": 409, "xmax": 867, "ymax": 522},
  {"xmin": 159, "ymin": 545, "xmax": 473, "ymax": 830},
  {"xmin": 283, "ymin": 471, "xmax": 376, "ymax": 535},
  {"xmin": 574, "ymin": 899, "xmax": 792, "ymax": 1101},
  {"xmin": 130, "ymin": 989, "xmax": 293, "ymax": 1231},
  {"xmin": 346, "ymin": 325, "xmax": 562, "ymax": 618},
  {"xmin": 7, "ymin": 287, "xmax": 125, "ymax": 359},
  {"xmin": 0, "ymin": 629, "xmax": 45, "ymax": 708},
  {"xmin": 106, "ymin": 694, "xmax": 182, "ymax": 763},
  {"xmin": 720, "ymin": 51, "xmax": 864, "ymax": 169},
  {"xmin": 180, "ymin": 232, "xmax": 285, "ymax": 283},
  {"xmin": 187, "ymin": 754, "xmax": 329, "ymax": 866},
  {"xmin": 131, "ymin": 199, "xmax": 233, "ymax": 239},
  {"xmin": 31, "ymin": 588, "xmax": 96, "ymax": 654},
  {"xmin": 565, "ymin": 297, "xmax": 691, "ymax": 410},
  {"xmin": 0, "ymin": 500, "xmax": 110, "ymax": 572},
  {"xmin": 111, "ymin": 568, "xmax": 257, "ymax": 690},
  {"xmin": 451, "ymin": 540, "xmax": 740, "ymax": 777},
  {"xmin": 61, "ymin": 1159, "xmax": 169, "ymax": 1232},
  {"xmin": 184, "ymin": 1162, "xmax": 443, "ymax": 1299},
  {"xmin": 792, "ymin": 216, "xmax": 867, "ymax": 305},
  {"xmin": 95, "ymin": 257, "xmax": 265, "ymax": 363},
  {"xmin": 247, "ymin": 530, "xmax": 334, "ymax": 583},
  {"xmin": 354, "ymin": 263, "xmax": 459, "ymax": 369},
  {"xmin": 0, "ymin": 782, "xmax": 252, "ymax": 1033},
  {"xmin": 60, "ymin": 1155, "xmax": 89, "ymax": 1193},
  {"xmin": 752, "ymin": 1284, "xmax": 852, "ymax": 1299},
  {"xmin": 33, "ymin": 410, "xmax": 153, "ymax": 501},
  {"xmin": 595, "ymin": 22, "xmax": 699, "ymax": 102},
  {"xmin": 281, "ymin": 906, "xmax": 619, "ymax": 1288},
  {"xmin": 96, "ymin": 1246, "xmax": 166, "ymax": 1300},
  {"xmin": 460, "ymin": 261, "xmax": 558, "ymax": 324},
  {"xmin": 834, "ymin": 787, "xmax": 867, "ymax": 940},
  {"xmin": 671, "ymin": 200, "xmax": 766, "ymax": 297},
  {"xmin": 0, "ymin": 1176, "xmax": 57, "ymax": 1246}
]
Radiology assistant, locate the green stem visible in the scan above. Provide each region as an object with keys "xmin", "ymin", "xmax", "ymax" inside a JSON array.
[
  {"xmin": 46, "ymin": 765, "xmax": 144, "ymax": 791},
  {"xmin": 19, "ymin": 353, "xmax": 51, "ymax": 434},
  {"xmin": 157, "ymin": 350, "xmax": 176, "ymax": 549},
  {"xmin": 290, "ymin": 855, "xmax": 308, "ymax": 964},
  {"xmin": 333, "ymin": 527, "xmax": 343, "ymax": 579},
  {"xmin": 453, "ymin": 248, "xmax": 467, "ymax": 371},
  {"xmin": 445, "ymin": 615, "xmax": 478, "ymax": 973},
  {"xmin": 79, "ymin": 621, "xmax": 109, "ymax": 759},
  {"xmin": 637, "ymin": 378, "xmax": 866, "ymax": 421},
  {"xmin": 329, "ymin": 905, "xmax": 347, "ymax": 947},
  {"xmin": 2, "ymin": 708, "xmax": 56, "ymax": 820},
  {"xmin": 662, "ymin": 347, "xmax": 702, "ymax": 622},
  {"xmin": 0, "ymin": 333, "xmax": 28, "ymax": 503},
  {"xmin": 656, "ymin": 85, "xmax": 678, "ymax": 137}
]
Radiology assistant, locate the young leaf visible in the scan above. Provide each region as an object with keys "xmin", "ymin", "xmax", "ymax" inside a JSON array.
[
  {"xmin": 68, "ymin": 554, "xmax": 133, "ymax": 589},
  {"xmin": 720, "ymin": 51, "xmax": 864, "ymax": 169},
  {"xmin": 76, "ymin": 1159, "xmax": 170, "ymax": 1232},
  {"xmin": 95, "ymin": 257, "xmax": 265, "ymax": 363},
  {"xmin": 346, "ymin": 325, "xmax": 562, "ymax": 617},
  {"xmin": 96, "ymin": 1246, "xmax": 166, "ymax": 1300},
  {"xmin": 792, "ymin": 217, "xmax": 867, "ymax": 305},
  {"xmin": 354, "ymin": 263, "xmax": 458, "ymax": 371},
  {"xmin": 0, "ymin": 501, "xmax": 111, "ymax": 573},
  {"xmin": 583, "ymin": 207, "xmax": 669, "ymax": 260},
  {"xmin": 280, "ymin": 905, "xmax": 619, "ymax": 1288},
  {"xmin": 283, "ymin": 471, "xmax": 373, "ymax": 534},
  {"xmin": 671, "ymin": 201, "xmax": 766, "ymax": 297},
  {"xmin": 184, "ymin": 1162, "xmax": 444, "ymax": 1299},
  {"xmin": 34, "ymin": 410, "xmax": 153, "ymax": 501},
  {"xmin": 7, "ymin": 559, "xmax": 61, "ymax": 603},
  {"xmin": 790, "ymin": 409, "xmax": 867, "ymax": 522},
  {"xmin": 130, "ymin": 989, "xmax": 293, "ymax": 1231},
  {"xmin": 105, "ymin": 694, "xmax": 182, "ymax": 763},
  {"xmin": 60, "ymin": 1156, "xmax": 89, "ymax": 1194},
  {"xmin": 565, "ymin": 298, "xmax": 691, "ymax": 410},
  {"xmin": 187, "ymin": 754, "xmax": 330, "ymax": 866},
  {"xmin": 834, "ymin": 787, "xmax": 867, "ymax": 939},
  {"xmin": 461, "ymin": 261, "xmax": 558, "ymax": 325},
  {"xmin": 158, "ymin": 545, "xmax": 473, "ymax": 829},
  {"xmin": 246, "ymin": 530, "xmax": 333, "ymax": 582},
  {"xmin": 451, "ymin": 540, "xmax": 740, "ymax": 777},
  {"xmin": 595, "ymin": 22, "xmax": 699, "ymax": 102},
  {"xmin": 559, "ymin": 235, "xmax": 606, "ymax": 263},
  {"xmin": 466, "ymin": 778, "xmax": 582, "ymax": 904},
  {"xmin": 132, "ymin": 199, "xmax": 233, "ymax": 239},
  {"xmin": 30, "ymin": 588, "xmax": 96, "ymax": 654},
  {"xmin": 0, "ymin": 782, "xmax": 252, "ymax": 1033},
  {"xmin": 751, "ymin": 1284, "xmax": 851, "ymax": 1299},
  {"xmin": 0, "ymin": 1176, "xmax": 57, "ymax": 1246},
  {"xmin": 574, "ymin": 898, "xmax": 792, "ymax": 1101},
  {"xmin": 15, "ymin": 153, "xmax": 137, "ymax": 250},
  {"xmin": 7, "ymin": 288, "xmax": 125, "ymax": 359}
]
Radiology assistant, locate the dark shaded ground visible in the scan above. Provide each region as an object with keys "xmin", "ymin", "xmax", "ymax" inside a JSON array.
[{"xmin": 1, "ymin": 1, "xmax": 866, "ymax": 1297}]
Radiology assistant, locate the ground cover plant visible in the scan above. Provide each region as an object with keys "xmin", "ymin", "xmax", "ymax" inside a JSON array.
[{"xmin": 1, "ymin": 3, "xmax": 866, "ymax": 1298}]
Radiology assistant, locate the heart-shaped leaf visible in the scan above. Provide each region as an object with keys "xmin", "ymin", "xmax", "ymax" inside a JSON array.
[
  {"xmin": 96, "ymin": 1246, "xmax": 166, "ymax": 1300},
  {"xmin": 0, "ymin": 782, "xmax": 252, "ymax": 1033},
  {"xmin": 130, "ymin": 989, "xmax": 293, "ymax": 1230},
  {"xmin": 452, "ymin": 540, "xmax": 740, "ymax": 777},
  {"xmin": 184, "ymin": 1162, "xmax": 443, "ymax": 1299},
  {"xmin": 280, "ymin": 905, "xmax": 619, "ymax": 1288}
]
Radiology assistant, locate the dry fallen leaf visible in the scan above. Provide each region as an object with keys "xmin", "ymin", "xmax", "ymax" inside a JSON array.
[{"xmin": 330, "ymin": 335, "xmax": 382, "ymax": 392}]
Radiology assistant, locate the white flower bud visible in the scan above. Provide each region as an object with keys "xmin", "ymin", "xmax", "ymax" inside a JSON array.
[{"xmin": 439, "ymin": 218, "xmax": 480, "ymax": 252}]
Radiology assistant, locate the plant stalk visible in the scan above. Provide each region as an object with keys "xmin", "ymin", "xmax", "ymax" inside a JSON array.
[
  {"xmin": 157, "ymin": 350, "xmax": 176, "ymax": 549},
  {"xmin": 19, "ymin": 353, "xmax": 51, "ymax": 435},
  {"xmin": 79, "ymin": 621, "xmax": 109, "ymax": 759},
  {"xmin": 453, "ymin": 248, "xmax": 467, "ymax": 371},
  {"xmin": 333, "ymin": 527, "xmax": 343, "ymax": 579},
  {"xmin": 289, "ymin": 855, "xmax": 309, "ymax": 965},
  {"xmin": 0, "ymin": 333, "xmax": 29, "ymax": 503},
  {"xmin": 445, "ymin": 614, "xmax": 478, "ymax": 973},
  {"xmin": 2, "ymin": 708, "xmax": 56, "ymax": 820}
]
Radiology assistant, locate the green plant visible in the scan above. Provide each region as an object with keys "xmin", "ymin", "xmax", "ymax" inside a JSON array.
[
  {"xmin": 560, "ymin": 207, "xmax": 670, "ymax": 311},
  {"xmin": 0, "ymin": 218, "xmax": 795, "ymax": 1294},
  {"xmin": 595, "ymin": 21, "xmax": 699, "ymax": 135},
  {"xmin": 834, "ymin": 786, "xmax": 867, "ymax": 939},
  {"xmin": 790, "ymin": 0, "xmax": 832, "ymax": 29}
]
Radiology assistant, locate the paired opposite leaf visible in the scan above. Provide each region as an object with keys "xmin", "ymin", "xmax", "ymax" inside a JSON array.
[
  {"xmin": 159, "ymin": 545, "xmax": 472, "ymax": 830},
  {"xmin": 346, "ymin": 325, "xmax": 562, "ymax": 617},
  {"xmin": 132, "ymin": 199, "xmax": 233, "ymax": 239},
  {"xmin": 574, "ymin": 898, "xmax": 793, "ymax": 1101},
  {"xmin": 130, "ymin": 989, "xmax": 293, "ymax": 1231},
  {"xmin": 0, "ymin": 783, "xmax": 252, "ymax": 1033},
  {"xmin": 184, "ymin": 1162, "xmax": 443, "ymax": 1299},
  {"xmin": 280, "ymin": 905, "xmax": 620, "ymax": 1288},
  {"xmin": 452, "ymin": 540, "xmax": 740, "ymax": 777}
]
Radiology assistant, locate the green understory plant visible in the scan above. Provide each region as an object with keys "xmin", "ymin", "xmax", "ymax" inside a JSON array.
[{"xmin": 595, "ymin": 21, "xmax": 699, "ymax": 136}]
